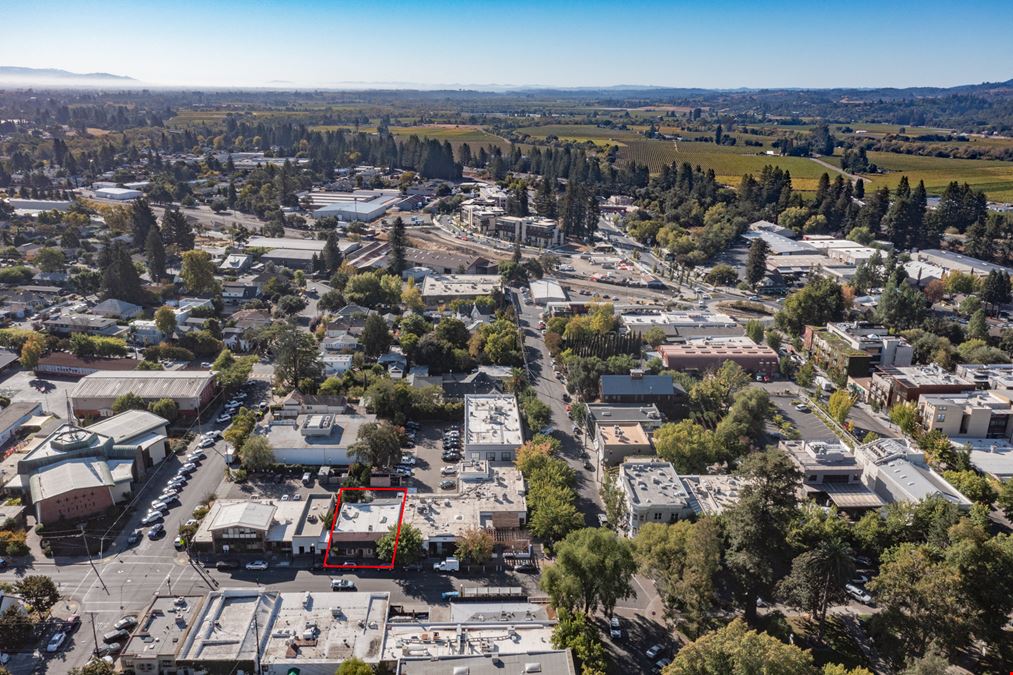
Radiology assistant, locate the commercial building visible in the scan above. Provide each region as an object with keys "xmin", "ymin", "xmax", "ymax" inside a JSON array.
[
  {"xmin": 600, "ymin": 371, "xmax": 686, "ymax": 419},
  {"xmin": 528, "ymin": 278, "xmax": 568, "ymax": 305},
  {"xmin": 913, "ymin": 249, "xmax": 1013, "ymax": 278},
  {"xmin": 303, "ymin": 189, "xmax": 401, "ymax": 222},
  {"xmin": 680, "ymin": 474, "xmax": 750, "ymax": 516},
  {"xmin": 803, "ymin": 322, "xmax": 913, "ymax": 380},
  {"xmin": 71, "ymin": 371, "xmax": 217, "ymax": 419},
  {"xmin": 917, "ymin": 390, "xmax": 1013, "ymax": 439},
  {"xmin": 869, "ymin": 364, "xmax": 975, "ymax": 409},
  {"xmin": 742, "ymin": 230, "xmax": 815, "ymax": 255},
  {"xmin": 954, "ymin": 363, "xmax": 1013, "ymax": 392},
  {"xmin": 781, "ymin": 440, "xmax": 884, "ymax": 511},
  {"xmin": 175, "ymin": 588, "xmax": 389, "ymax": 674},
  {"xmin": 265, "ymin": 413, "xmax": 376, "ymax": 466},
  {"xmin": 34, "ymin": 353, "xmax": 141, "ymax": 378},
  {"xmin": 657, "ymin": 337, "xmax": 779, "ymax": 378},
  {"xmin": 594, "ymin": 421, "xmax": 653, "ymax": 466},
  {"xmin": 403, "ymin": 247, "xmax": 496, "ymax": 276},
  {"xmin": 383, "ymin": 601, "xmax": 562, "ymax": 667},
  {"xmin": 493, "ymin": 215, "xmax": 563, "ymax": 248},
  {"xmin": 399, "ymin": 652, "xmax": 576, "ymax": 675},
  {"xmin": 404, "ymin": 461, "xmax": 528, "ymax": 556},
  {"xmin": 619, "ymin": 461, "xmax": 694, "ymax": 535},
  {"xmin": 853, "ymin": 438, "xmax": 971, "ymax": 509},
  {"xmin": 619, "ymin": 310, "xmax": 740, "ymax": 339},
  {"xmin": 91, "ymin": 298, "xmax": 143, "ymax": 319},
  {"xmin": 585, "ymin": 403, "xmax": 666, "ymax": 433},
  {"xmin": 0, "ymin": 402, "xmax": 42, "ymax": 446},
  {"xmin": 421, "ymin": 274, "xmax": 502, "ymax": 304},
  {"xmin": 120, "ymin": 595, "xmax": 206, "ymax": 674},
  {"xmin": 95, "ymin": 187, "xmax": 142, "ymax": 200},
  {"xmin": 954, "ymin": 439, "xmax": 1013, "ymax": 480},
  {"xmin": 329, "ymin": 498, "xmax": 404, "ymax": 559},
  {"xmin": 14, "ymin": 411, "xmax": 169, "ymax": 524},
  {"xmin": 464, "ymin": 395, "xmax": 524, "ymax": 462},
  {"xmin": 44, "ymin": 313, "xmax": 123, "ymax": 337},
  {"xmin": 193, "ymin": 494, "xmax": 334, "ymax": 558}
]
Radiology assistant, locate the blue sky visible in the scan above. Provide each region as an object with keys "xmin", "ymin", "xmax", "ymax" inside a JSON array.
[{"xmin": 2, "ymin": 0, "xmax": 1011, "ymax": 89}]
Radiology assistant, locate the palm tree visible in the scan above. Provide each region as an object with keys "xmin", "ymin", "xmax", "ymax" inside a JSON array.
[{"xmin": 777, "ymin": 537, "xmax": 855, "ymax": 644}]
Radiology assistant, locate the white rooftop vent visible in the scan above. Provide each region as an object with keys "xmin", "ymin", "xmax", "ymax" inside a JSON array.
[
  {"xmin": 525, "ymin": 663, "xmax": 543, "ymax": 673},
  {"xmin": 453, "ymin": 668, "xmax": 470, "ymax": 675}
]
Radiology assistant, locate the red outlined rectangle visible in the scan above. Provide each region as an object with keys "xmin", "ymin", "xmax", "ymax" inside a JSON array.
[{"xmin": 323, "ymin": 486, "xmax": 408, "ymax": 570}]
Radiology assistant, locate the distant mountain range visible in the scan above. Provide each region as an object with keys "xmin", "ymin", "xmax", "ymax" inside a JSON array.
[{"xmin": 0, "ymin": 66, "xmax": 136, "ymax": 85}]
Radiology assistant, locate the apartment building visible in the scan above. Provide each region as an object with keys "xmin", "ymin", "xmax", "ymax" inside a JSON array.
[
  {"xmin": 804, "ymin": 322, "xmax": 913, "ymax": 379},
  {"xmin": 917, "ymin": 390, "xmax": 1013, "ymax": 439}
]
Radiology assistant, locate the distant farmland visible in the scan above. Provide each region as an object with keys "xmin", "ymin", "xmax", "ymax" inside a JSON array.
[{"xmin": 388, "ymin": 124, "xmax": 511, "ymax": 153}]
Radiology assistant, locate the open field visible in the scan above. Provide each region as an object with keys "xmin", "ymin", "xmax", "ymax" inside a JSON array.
[
  {"xmin": 856, "ymin": 152, "xmax": 1013, "ymax": 201},
  {"xmin": 517, "ymin": 124, "xmax": 837, "ymax": 188},
  {"xmin": 389, "ymin": 124, "xmax": 511, "ymax": 152}
]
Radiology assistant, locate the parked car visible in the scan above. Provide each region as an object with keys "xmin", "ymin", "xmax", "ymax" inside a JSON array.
[
  {"xmin": 96, "ymin": 642, "xmax": 124, "ymax": 657},
  {"xmin": 199, "ymin": 437, "xmax": 216, "ymax": 449},
  {"xmin": 102, "ymin": 629, "xmax": 130, "ymax": 644},
  {"xmin": 609, "ymin": 616, "xmax": 623, "ymax": 640},
  {"xmin": 149, "ymin": 500, "xmax": 169, "ymax": 513},
  {"xmin": 440, "ymin": 466, "xmax": 458, "ymax": 475},
  {"xmin": 216, "ymin": 559, "xmax": 240, "ymax": 570},
  {"xmin": 330, "ymin": 578, "xmax": 355, "ymax": 591},
  {"xmin": 63, "ymin": 614, "xmax": 81, "ymax": 633},
  {"xmin": 845, "ymin": 583, "xmax": 873, "ymax": 605},
  {"xmin": 46, "ymin": 631, "xmax": 66, "ymax": 653},
  {"xmin": 245, "ymin": 560, "xmax": 269, "ymax": 571},
  {"xmin": 114, "ymin": 615, "xmax": 138, "ymax": 631},
  {"xmin": 216, "ymin": 414, "xmax": 232, "ymax": 424},
  {"xmin": 180, "ymin": 462, "xmax": 197, "ymax": 473},
  {"xmin": 140, "ymin": 512, "xmax": 163, "ymax": 526},
  {"xmin": 655, "ymin": 657, "xmax": 672, "ymax": 672},
  {"xmin": 439, "ymin": 479, "xmax": 456, "ymax": 490},
  {"xmin": 126, "ymin": 530, "xmax": 143, "ymax": 545},
  {"xmin": 645, "ymin": 644, "xmax": 664, "ymax": 659},
  {"xmin": 148, "ymin": 523, "xmax": 165, "ymax": 539}
]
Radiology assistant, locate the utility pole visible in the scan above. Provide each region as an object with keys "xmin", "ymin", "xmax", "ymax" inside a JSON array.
[
  {"xmin": 80, "ymin": 524, "xmax": 106, "ymax": 593},
  {"xmin": 89, "ymin": 612, "xmax": 99, "ymax": 656}
]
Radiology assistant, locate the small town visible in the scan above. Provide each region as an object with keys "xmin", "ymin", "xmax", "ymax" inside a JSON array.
[{"xmin": 0, "ymin": 3, "xmax": 1012, "ymax": 675}]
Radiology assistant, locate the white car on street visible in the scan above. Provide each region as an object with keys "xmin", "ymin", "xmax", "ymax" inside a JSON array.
[{"xmin": 245, "ymin": 560, "xmax": 269, "ymax": 571}]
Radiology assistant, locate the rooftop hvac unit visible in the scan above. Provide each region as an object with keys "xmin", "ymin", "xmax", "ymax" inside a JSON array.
[{"xmin": 525, "ymin": 663, "xmax": 543, "ymax": 673}]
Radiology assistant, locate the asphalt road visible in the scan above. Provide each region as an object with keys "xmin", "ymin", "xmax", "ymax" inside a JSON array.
[{"xmin": 510, "ymin": 287, "xmax": 603, "ymax": 520}]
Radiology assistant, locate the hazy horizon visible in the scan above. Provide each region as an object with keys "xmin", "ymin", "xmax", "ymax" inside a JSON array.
[{"xmin": 2, "ymin": 0, "xmax": 1012, "ymax": 91}]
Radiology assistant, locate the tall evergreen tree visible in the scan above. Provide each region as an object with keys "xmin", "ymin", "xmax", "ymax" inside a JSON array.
[
  {"xmin": 535, "ymin": 178, "xmax": 557, "ymax": 219},
  {"xmin": 145, "ymin": 224, "xmax": 166, "ymax": 282},
  {"xmin": 745, "ymin": 238, "xmax": 769, "ymax": 288},
  {"xmin": 389, "ymin": 216, "xmax": 407, "ymax": 275},
  {"xmin": 161, "ymin": 208, "xmax": 194, "ymax": 252},
  {"xmin": 102, "ymin": 241, "xmax": 145, "ymax": 304},
  {"xmin": 322, "ymin": 230, "xmax": 342, "ymax": 273},
  {"xmin": 131, "ymin": 197, "xmax": 157, "ymax": 249}
]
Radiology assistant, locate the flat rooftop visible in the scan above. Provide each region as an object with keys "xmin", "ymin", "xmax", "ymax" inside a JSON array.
[
  {"xmin": 262, "ymin": 591, "xmax": 389, "ymax": 665},
  {"xmin": 404, "ymin": 465, "xmax": 527, "ymax": 543},
  {"xmin": 599, "ymin": 422, "xmax": 650, "ymax": 447},
  {"xmin": 621, "ymin": 461, "xmax": 690, "ymax": 508},
  {"xmin": 333, "ymin": 498, "xmax": 404, "ymax": 537},
  {"xmin": 953, "ymin": 438, "xmax": 1013, "ymax": 479},
  {"xmin": 400, "ymin": 651, "xmax": 576, "ymax": 675},
  {"xmin": 464, "ymin": 395, "xmax": 523, "ymax": 450},
  {"xmin": 422, "ymin": 274, "xmax": 502, "ymax": 298},
  {"xmin": 383, "ymin": 619, "xmax": 557, "ymax": 662},
  {"xmin": 121, "ymin": 595, "xmax": 205, "ymax": 661},
  {"xmin": 177, "ymin": 589, "xmax": 389, "ymax": 666},
  {"xmin": 620, "ymin": 311, "xmax": 737, "ymax": 328},
  {"xmin": 681, "ymin": 474, "xmax": 750, "ymax": 516},
  {"xmin": 880, "ymin": 364, "xmax": 973, "ymax": 388},
  {"xmin": 266, "ymin": 414, "xmax": 375, "ymax": 449},
  {"xmin": 781, "ymin": 439, "xmax": 859, "ymax": 471},
  {"xmin": 247, "ymin": 236, "xmax": 327, "ymax": 252}
]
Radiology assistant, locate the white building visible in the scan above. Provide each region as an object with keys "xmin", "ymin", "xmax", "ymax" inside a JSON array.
[
  {"xmin": 303, "ymin": 190, "xmax": 402, "ymax": 222},
  {"xmin": 619, "ymin": 460, "xmax": 694, "ymax": 535},
  {"xmin": 528, "ymin": 278, "xmax": 568, "ymax": 305},
  {"xmin": 265, "ymin": 413, "xmax": 376, "ymax": 465},
  {"xmin": 853, "ymin": 438, "xmax": 971, "ymax": 509},
  {"xmin": 95, "ymin": 187, "xmax": 143, "ymax": 201},
  {"xmin": 464, "ymin": 395, "xmax": 523, "ymax": 462}
]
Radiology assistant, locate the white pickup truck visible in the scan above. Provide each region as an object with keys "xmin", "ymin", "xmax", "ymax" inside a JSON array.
[{"xmin": 433, "ymin": 557, "xmax": 460, "ymax": 572}]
